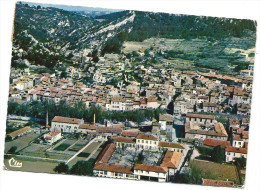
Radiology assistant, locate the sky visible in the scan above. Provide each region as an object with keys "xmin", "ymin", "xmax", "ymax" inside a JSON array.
[{"xmin": 21, "ymin": 1, "xmax": 122, "ymax": 13}]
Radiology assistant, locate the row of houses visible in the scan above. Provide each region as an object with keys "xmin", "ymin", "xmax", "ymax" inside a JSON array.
[
  {"xmin": 184, "ymin": 113, "xmax": 248, "ymax": 162},
  {"xmin": 93, "ymin": 138, "xmax": 185, "ymax": 182}
]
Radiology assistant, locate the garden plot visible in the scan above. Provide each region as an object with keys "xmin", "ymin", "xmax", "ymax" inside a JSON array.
[
  {"xmin": 19, "ymin": 144, "xmax": 50, "ymax": 154},
  {"xmin": 68, "ymin": 139, "xmax": 90, "ymax": 152},
  {"xmin": 52, "ymin": 139, "xmax": 77, "ymax": 151}
]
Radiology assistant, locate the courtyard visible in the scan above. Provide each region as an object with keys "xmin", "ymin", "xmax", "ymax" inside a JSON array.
[{"xmin": 108, "ymin": 147, "xmax": 165, "ymax": 167}]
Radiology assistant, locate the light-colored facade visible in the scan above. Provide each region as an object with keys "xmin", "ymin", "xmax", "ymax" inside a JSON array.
[
  {"xmin": 43, "ymin": 130, "xmax": 62, "ymax": 144},
  {"xmin": 225, "ymin": 146, "xmax": 247, "ymax": 162},
  {"xmin": 51, "ymin": 116, "xmax": 84, "ymax": 133}
]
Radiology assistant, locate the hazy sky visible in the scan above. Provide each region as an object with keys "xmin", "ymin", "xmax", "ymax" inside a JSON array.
[{"xmin": 21, "ymin": 1, "xmax": 122, "ymax": 12}]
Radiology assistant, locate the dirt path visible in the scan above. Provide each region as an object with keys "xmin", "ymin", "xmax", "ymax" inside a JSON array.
[{"xmin": 190, "ymin": 148, "xmax": 200, "ymax": 160}]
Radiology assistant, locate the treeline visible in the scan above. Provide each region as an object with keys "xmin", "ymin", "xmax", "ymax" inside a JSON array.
[
  {"xmin": 99, "ymin": 10, "xmax": 256, "ymax": 44},
  {"xmin": 12, "ymin": 3, "xmax": 96, "ymax": 68},
  {"xmin": 127, "ymin": 11, "xmax": 256, "ymax": 42},
  {"xmin": 7, "ymin": 101, "xmax": 166, "ymax": 124}
]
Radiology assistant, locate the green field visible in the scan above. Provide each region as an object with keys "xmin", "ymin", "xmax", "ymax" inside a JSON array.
[
  {"xmin": 68, "ymin": 144, "xmax": 85, "ymax": 152},
  {"xmin": 191, "ymin": 159, "xmax": 240, "ymax": 184},
  {"xmin": 4, "ymin": 132, "xmax": 40, "ymax": 154},
  {"xmin": 78, "ymin": 152, "xmax": 90, "ymax": 158},
  {"xmin": 54, "ymin": 143, "xmax": 70, "ymax": 151},
  {"xmin": 3, "ymin": 156, "xmax": 60, "ymax": 174}
]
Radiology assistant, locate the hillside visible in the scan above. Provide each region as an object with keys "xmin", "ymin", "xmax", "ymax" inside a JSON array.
[{"xmin": 11, "ymin": 2, "xmax": 257, "ymax": 72}]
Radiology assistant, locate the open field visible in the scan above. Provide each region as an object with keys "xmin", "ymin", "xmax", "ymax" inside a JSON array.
[
  {"xmin": 123, "ymin": 37, "xmax": 255, "ymax": 75},
  {"xmin": 51, "ymin": 139, "xmax": 77, "ymax": 151},
  {"xmin": 122, "ymin": 38, "xmax": 209, "ymax": 53},
  {"xmin": 54, "ymin": 143, "xmax": 71, "ymax": 151},
  {"xmin": 20, "ymin": 151, "xmax": 72, "ymax": 161},
  {"xmin": 68, "ymin": 144, "xmax": 85, "ymax": 152},
  {"xmin": 20, "ymin": 144, "xmax": 50, "ymax": 154},
  {"xmin": 3, "ymin": 156, "xmax": 59, "ymax": 174},
  {"xmin": 82, "ymin": 141, "xmax": 101, "ymax": 153},
  {"xmin": 191, "ymin": 159, "xmax": 240, "ymax": 183},
  {"xmin": 67, "ymin": 140, "xmax": 103, "ymax": 167},
  {"xmin": 4, "ymin": 132, "xmax": 40, "ymax": 154}
]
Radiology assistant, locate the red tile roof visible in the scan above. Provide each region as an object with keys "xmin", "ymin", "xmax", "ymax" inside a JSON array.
[
  {"xmin": 158, "ymin": 142, "xmax": 185, "ymax": 149},
  {"xmin": 96, "ymin": 127, "xmax": 122, "ymax": 134},
  {"xmin": 186, "ymin": 113, "xmax": 215, "ymax": 120},
  {"xmin": 122, "ymin": 130, "xmax": 139, "ymax": 137},
  {"xmin": 112, "ymin": 136, "xmax": 135, "ymax": 144},
  {"xmin": 160, "ymin": 151, "xmax": 182, "ymax": 169},
  {"xmin": 147, "ymin": 97, "xmax": 157, "ymax": 102},
  {"xmin": 229, "ymin": 118, "xmax": 241, "ymax": 126},
  {"xmin": 94, "ymin": 163, "xmax": 133, "ymax": 174},
  {"xmin": 52, "ymin": 116, "xmax": 82, "ymax": 124},
  {"xmin": 45, "ymin": 130, "xmax": 61, "ymax": 137},
  {"xmin": 134, "ymin": 164, "xmax": 167, "ymax": 173},
  {"xmin": 96, "ymin": 143, "xmax": 116, "ymax": 164},
  {"xmin": 136, "ymin": 133, "xmax": 158, "ymax": 141},
  {"xmin": 185, "ymin": 122, "xmax": 228, "ymax": 137},
  {"xmin": 79, "ymin": 124, "xmax": 96, "ymax": 130},
  {"xmin": 8, "ymin": 126, "xmax": 32, "ymax": 139},
  {"xmin": 225, "ymin": 146, "xmax": 247, "ymax": 154},
  {"xmin": 112, "ymin": 124, "xmax": 125, "ymax": 129},
  {"xmin": 204, "ymin": 139, "xmax": 231, "ymax": 148},
  {"xmin": 202, "ymin": 179, "xmax": 234, "ymax": 187}
]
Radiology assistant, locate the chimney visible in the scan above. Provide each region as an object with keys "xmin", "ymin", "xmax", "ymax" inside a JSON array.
[
  {"xmin": 94, "ymin": 113, "xmax": 96, "ymax": 126},
  {"xmin": 46, "ymin": 110, "xmax": 48, "ymax": 128}
]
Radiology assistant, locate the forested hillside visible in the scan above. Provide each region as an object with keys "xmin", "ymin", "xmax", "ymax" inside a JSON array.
[{"xmin": 12, "ymin": 2, "xmax": 256, "ymax": 70}]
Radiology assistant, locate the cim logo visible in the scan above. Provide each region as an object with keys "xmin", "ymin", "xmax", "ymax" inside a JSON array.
[{"xmin": 8, "ymin": 158, "xmax": 22, "ymax": 168}]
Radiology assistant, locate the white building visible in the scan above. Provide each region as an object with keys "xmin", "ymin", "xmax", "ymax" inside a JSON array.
[
  {"xmin": 225, "ymin": 146, "xmax": 247, "ymax": 162},
  {"xmin": 44, "ymin": 130, "xmax": 62, "ymax": 144},
  {"xmin": 133, "ymin": 164, "xmax": 168, "ymax": 182},
  {"xmin": 136, "ymin": 134, "xmax": 159, "ymax": 150},
  {"xmin": 186, "ymin": 113, "xmax": 216, "ymax": 127},
  {"xmin": 51, "ymin": 116, "xmax": 84, "ymax": 133}
]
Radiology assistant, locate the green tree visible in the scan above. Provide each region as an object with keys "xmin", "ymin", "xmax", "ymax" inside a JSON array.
[
  {"xmin": 91, "ymin": 49, "xmax": 99, "ymax": 63},
  {"xmin": 231, "ymin": 104, "xmax": 238, "ymax": 114},
  {"xmin": 210, "ymin": 145, "xmax": 226, "ymax": 163},
  {"xmin": 7, "ymin": 146, "xmax": 17, "ymax": 154},
  {"xmin": 54, "ymin": 162, "xmax": 69, "ymax": 174},
  {"xmin": 69, "ymin": 161, "xmax": 94, "ymax": 176},
  {"xmin": 60, "ymin": 71, "xmax": 67, "ymax": 79},
  {"xmin": 234, "ymin": 157, "xmax": 247, "ymax": 168},
  {"xmin": 188, "ymin": 164, "xmax": 204, "ymax": 184},
  {"xmin": 136, "ymin": 151, "xmax": 144, "ymax": 164}
]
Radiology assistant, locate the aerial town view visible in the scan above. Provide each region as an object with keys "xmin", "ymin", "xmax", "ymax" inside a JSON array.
[{"xmin": 3, "ymin": 2, "xmax": 257, "ymax": 188}]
